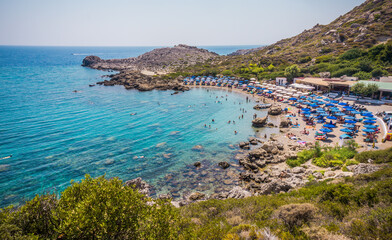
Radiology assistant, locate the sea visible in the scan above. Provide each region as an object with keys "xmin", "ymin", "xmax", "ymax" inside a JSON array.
[{"xmin": 0, "ymin": 45, "xmax": 275, "ymax": 207}]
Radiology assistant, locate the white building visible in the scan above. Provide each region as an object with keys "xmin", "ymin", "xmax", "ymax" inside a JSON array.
[
  {"xmin": 276, "ymin": 77, "xmax": 287, "ymax": 86},
  {"xmin": 380, "ymin": 76, "xmax": 392, "ymax": 82}
]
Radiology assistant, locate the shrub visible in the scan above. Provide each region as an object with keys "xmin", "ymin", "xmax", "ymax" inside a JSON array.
[
  {"xmin": 275, "ymin": 203, "xmax": 317, "ymax": 230},
  {"xmin": 340, "ymin": 48, "xmax": 364, "ymax": 60},
  {"xmin": 298, "ymin": 56, "xmax": 311, "ymax": 64},
  {"xmin": 355, "ymin": 147, "xmax": 392, "ymax": 163}
]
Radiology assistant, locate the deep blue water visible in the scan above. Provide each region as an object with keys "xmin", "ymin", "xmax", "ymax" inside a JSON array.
[{"xmin": 0, "ymin": 45, "xmax": 270, "ymax": 207}]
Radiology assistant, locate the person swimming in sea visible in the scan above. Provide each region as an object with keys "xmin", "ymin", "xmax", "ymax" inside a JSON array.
[
  {"xmin": 0, "ymin": 154, "xmax": 12, "ymax": 160},
  {"xmin": 234, "ymin": 131, "xmax": 237, "ymax": 135},
  {"xmin": 130, "ymin": 113, "xmax": 137, "ymax": 116}
]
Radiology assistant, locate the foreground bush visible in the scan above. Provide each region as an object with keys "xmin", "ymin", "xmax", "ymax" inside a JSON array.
[{"xmin": 0, "ymin": 175, "xmax": 182, "ymax": 240}]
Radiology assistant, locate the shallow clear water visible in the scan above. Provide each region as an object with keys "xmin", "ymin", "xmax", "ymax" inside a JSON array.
[{"xmin": 0, "ymin": 46, "xmax": 271, "ymax": 206}]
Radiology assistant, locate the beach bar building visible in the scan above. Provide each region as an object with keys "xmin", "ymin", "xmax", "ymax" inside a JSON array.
[
  {"xmin": 276, "ymin": 77, "xmax": 287, "ymax": 86},
  {"xmin": 358, "ymin": 80, "xmax": 392, "ymax": 100},
  {"xmin": 295, "ymin": 77, "xmax": 356, "ymax": 93}
]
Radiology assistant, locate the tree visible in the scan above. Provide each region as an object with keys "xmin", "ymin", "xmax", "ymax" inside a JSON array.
[
  {"xmin": 350, "ymin": 82, "xmax": 366, "ymax": 98},
  {"xmin": 371, "ymin": 68, "xmax": 385, "ymax": 78},
  {"xmin": 366, "ymin": 83, "xmax": 379, "ymax": 99},
  {"xmin": 285, "ymin": 65, "xmax": 300, "ymax": 81}
]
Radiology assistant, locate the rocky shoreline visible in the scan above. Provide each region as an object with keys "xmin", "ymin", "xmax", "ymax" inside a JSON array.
[{"xmin": 97, "ymin": 71, "xmax": 189, "ymax": 92}]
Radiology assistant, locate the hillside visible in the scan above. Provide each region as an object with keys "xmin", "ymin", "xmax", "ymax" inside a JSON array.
[{"xmin": 178, "ymin": 0, "xmax": 392, "ymax": 80}]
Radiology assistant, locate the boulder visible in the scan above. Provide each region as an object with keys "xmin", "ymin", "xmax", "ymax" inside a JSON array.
[
  {"xmin": 193, "ymin": 162, "xmax": 201, "ymax": 167},
  {"xmin": 292, "ymin": 167, "xmax": 305, "ymax": 174},
  {"xmin": 226, "ymin": 187, "xmax": 252, "ymax": 199},
  {"xmin": 188, "ymin": 192, "xmax": 206, "ymax": 201},
  {"xmin": 248, "ymin": 137, "xmax": 258, "ymax": 145},
  {"xmin": 249, "ymin": 148, "xmax": 267, "ymax": 158},
  {"xmin": 258, "ymin": 180, "xmax": 292, "ymax": 194},
  {"xmin": 218, "ymin": 161, "xmax": 230, "ymax": 169},
  {"xmin": 252, "ymin": 117, "xmax": 268, "ymax": 127},
  {"xmin": 268, "ymin": 106, "xmax": 282, "ymax": 116},
  {"xmin": 125, "ymin": 177, "xmax": 152, "ymax": 196},
  {"xmin": 239, "ymin": 141, "xmax": 250, "ymax": 149},
  {"xmin": 313, "ymin": 172, "xmax": 323, "ymax": 179},
  {"xmin": 280, "ymin": 119, "xmax": 291, "ymax": 128}
]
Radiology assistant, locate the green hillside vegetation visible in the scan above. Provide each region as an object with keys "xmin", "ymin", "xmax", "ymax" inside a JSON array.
[
  {"xmin": 169, "ymin": 0, "xmax": 392, "ymax": 81},
  {"xmin": 1, "ymin": 147, "xmax": 392, "ymax": 240},
  {"xmin": 175, "ymin": 40, "xmax": 392, "ymax": 81}
]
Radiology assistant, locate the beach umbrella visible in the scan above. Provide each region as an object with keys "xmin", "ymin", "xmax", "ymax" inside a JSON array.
[
  {"xmin": 363, "ymin": 120, "xmax": 376, "ymax": 124},
  {"xmin": 345, "ymin": 120, "xmax": 356, "ymax": 124},
  {"xmin": 289, "ymin": 97, "xmax": 297, "ymax": 101},
  {"xmin": 338, "ymin": 102, "xmax": 348, "ymax": 106},
  {"xmin": 331, "ymin": 109, "xmax": 340, "ymax": 112},
  {"xmin": 351, "ymin": 111, "xmax": 361, "ymax": 114},
  {"xmin": 361, "ymin": 111, "xmax": 372, "ymax": 116},
  {"xmin": 316, "ymin": 110, "xmax": 325, "ymax": 113},
  {"xmin": 364, "ymin": 125, "xmax": 377, "ymax": 129},
  {"xmin": 302, "ymin": 108, "xmax": 311, "ymax": 111},
  {"xmin": 327, "ymin": 116, "xmax": 337, "ymax": 120},
  {"xmin": 343, "ymin": 124, "xmax": 355, "ymax": 128},
  {"xmin": 320, "ymin": 128, "xmax": 333, "ymax": 133},
  {"xmin": 335, "ymin": 113, "xmax": 345, "ymax": 116},
  {"xmin": 363, "ymin": 128, "xmax": 375, "ymax": 133},
  {"xmin": 326, "ymin": 103, "xmax": 334, "ymax": 107},
  {"xmin": 320, "ymin": 113, "xmax": 329, "ymax": 117},
  {"xmin": 310, "ymin": 94, "xmax": 317, "ymax": 97},
  {"xmin": 304, "ymin": 114, "xmax": 312, "ymax": 118},
  {"xmin": 365, "ymin": 117, "xmax": 377, "ymax": 120},
  {"xmin": 331, "ymin": 100, "xmax": 339, "ymax": 104},
  {"xmin": 340, "ymin": 128, "xmax": 353, "ymax": 133},
  {"xmin": 267, "ymin": 91, "xmax": 273, "ymax": 93},
  {"xmin": 340, "ymin": 134, "xmax": 353, "ymax": 139},
  {"xmin": 316, "ymin": 96, "xmax": 323, "ymax": 99},
  {"xmin": 300, "ymin": 96, "xmax": 307, "ymax": 99},
  {"xmin": 310, "ymin": 104, "xmax": 318, "ymax": 108},
  {"xmin": 323, "ymin": 124, "xmax": 336, "ymax": 128},
  {"xmin": 345, "ymin": 116, "xmax": 355, "ymax": 120}
]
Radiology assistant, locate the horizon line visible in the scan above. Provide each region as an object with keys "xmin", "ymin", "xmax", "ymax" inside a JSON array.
[{"xmin": 0, "ymin": 44, "xmax": 268, "ymax": 48}]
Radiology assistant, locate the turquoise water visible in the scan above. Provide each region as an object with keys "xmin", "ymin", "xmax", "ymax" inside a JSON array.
[{"xmin": 0, "ymin": 46, "xmax": 270, "ymax": 206}]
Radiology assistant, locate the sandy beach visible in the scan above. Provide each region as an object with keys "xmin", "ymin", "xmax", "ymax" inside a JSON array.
[{"xmin": 189, "ymin": 84, "xmax": 392, "ymax": 151}]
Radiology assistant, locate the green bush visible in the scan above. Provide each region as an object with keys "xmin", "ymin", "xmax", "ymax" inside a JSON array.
[
  {"xmin": 340, "ymin": 48, "xmax": 364, "ymax": 60},
  {"xmin": 355, "ymin": 147, "xmax": 392, "ymax": 163}
]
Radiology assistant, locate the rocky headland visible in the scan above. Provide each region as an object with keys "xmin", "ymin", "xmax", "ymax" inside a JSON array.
[{"xmin": 82, "ymin": 44, "xmax": 218, "ymax": 91}]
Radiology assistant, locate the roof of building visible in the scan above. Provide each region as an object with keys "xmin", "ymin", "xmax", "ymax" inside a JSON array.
[
  {"xmin": 298, "ymin": 77, "xmax": 357, "ymax": 87},
  {"xmin": 359, "ymin": 80, "xmax": 392, "ymax": 92},
  {"xmin": 298, "ymin": 78, "xmax": 329, "ymax": 87}
]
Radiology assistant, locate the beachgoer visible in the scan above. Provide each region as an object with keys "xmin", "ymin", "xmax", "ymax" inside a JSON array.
[
  {"xmin": 234, "ymin": 131, "xmax": 237, "ymax": 135},
  {"xmin": 212, "ymin": 119, "xmax": 215, "ymax": 122}
]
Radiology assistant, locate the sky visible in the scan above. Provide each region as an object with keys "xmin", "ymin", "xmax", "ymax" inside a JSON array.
[{"xmin": 0, "ymin": 0, "xmax": 365, "ymax": 46}]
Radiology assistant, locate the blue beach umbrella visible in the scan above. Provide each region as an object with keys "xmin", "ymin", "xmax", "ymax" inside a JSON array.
[
  {"xmin": 320, "ymin": 128, "xmax": 332, "ymax": 133},
  {"xmin": 327, "ymin": 116, "xmax": 337, "ymax": 120},
  {"xmin": 316, "ymin": 96, "xmax": 323, "ymax": 99},
  {"xmin": 345, "ymin": 116, "xmax": 355, "ymax": 120},
  {"xmin": 343, "ymin": 124, "xmax": 355, "ymax": 128},
  {"xmin": 326, "ymin": 103, "xmax": 334, "ymax": 107},
  {"xmin": 323, "ymin": 124, "xmax": 336, "ymax": 128},
  {"xmin": 363, "ymin": 128, "xmax": 375, "ymax": 133},
  {"xmin": 302, "ymin": 108, "xmax": 311, "ymax": 111},
  {"xmin": 331, "ymin": 109, "xmax": 340, "ymax": 112},
  {"xmin": 317, "ymin": 110, "xmax": 325, "ymax": 113},
  {"xmin": 351, "ymin": 111, "xmax": 361, "ymax": 114},
  {"xmin": 335, "ymin": 113, "xmax": 345, "ymax": 116},
  {"xmin": 339, "ymin": 102, "xmax": 348, "ymax": 106},
  {"xmin": 361, "ymin": 111, "xmax": 372, "ymax": 116},
  {"xmin": 310, "ymin": 104, "xmax": 318, "ymax": 108},
  {"xmin": 331, "ymin": 100, "xmax": 339, "ymax": 104},
  {"xmin": 340, "ymin": 128, "xmax": 353, "ymax": 133},
  {"xmin": 363, "ymin": 120, "xmax": 376, "ymax": 124},
  {"xmin": 310, "ymin": 94, "xmax": 317, "ymax": 97},
  {"xmin": 320, "ymin": 113, "xmax": 329, "ymax": 117},
  {"xmin": 365, "ymin": 117, "xmax": 377, "ymax": 120},
  {"xmin": 304, "ymin": 114, "xmax": 312, "ymax": 118},
  {"xmin": 340, "ymin": 134, "xmax": 352, "ymax": 139},
  {"xmin": 345, "ymin": 120, "xmax": 356, "ymax": 124},
  {"xmin": 300, "ymin": 96, "xmax": 307, "ymax": 99},
  {"xmin": 364, "ymin": 125, "xmax": 377, "ymax": 129},
  {"xmin": 289, "ymin": 97, "xmax": 297, "ymax": 101}
]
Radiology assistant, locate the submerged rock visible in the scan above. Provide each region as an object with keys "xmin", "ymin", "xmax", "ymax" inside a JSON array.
[
  {"xmin": 218, "ymin": 161, "xmax": 230, "ymax": 169},
  {"xmin": 125, "ymin": 177, "xmax": 152, "ymax": 196}
]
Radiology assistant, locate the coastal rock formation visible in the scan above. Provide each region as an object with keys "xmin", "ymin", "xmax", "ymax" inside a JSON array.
[
  {"xmin": 82, "ymin": 44, "xmax": 218, "ymax": 73},
  {"xmin": 188, "ymin": 192, "xmax": 206, "ymax": 201},
  {"xmin": 268, "ymin": 106, "xmax": 282, "ymax": 116},
  {"xmin": 125, "ymin": 177, "xmax": 152, "ymax": 196},
  {"xmin": 252, "ymin": 117, "xmax": 268, "ymax": 127},
  {"xmin": 347, "ymin": 163, "xmax": 383, "ymax": 175},
  {"xmin": 97, "ymin": 71, "xmax": 190, "ymax": 92}
]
